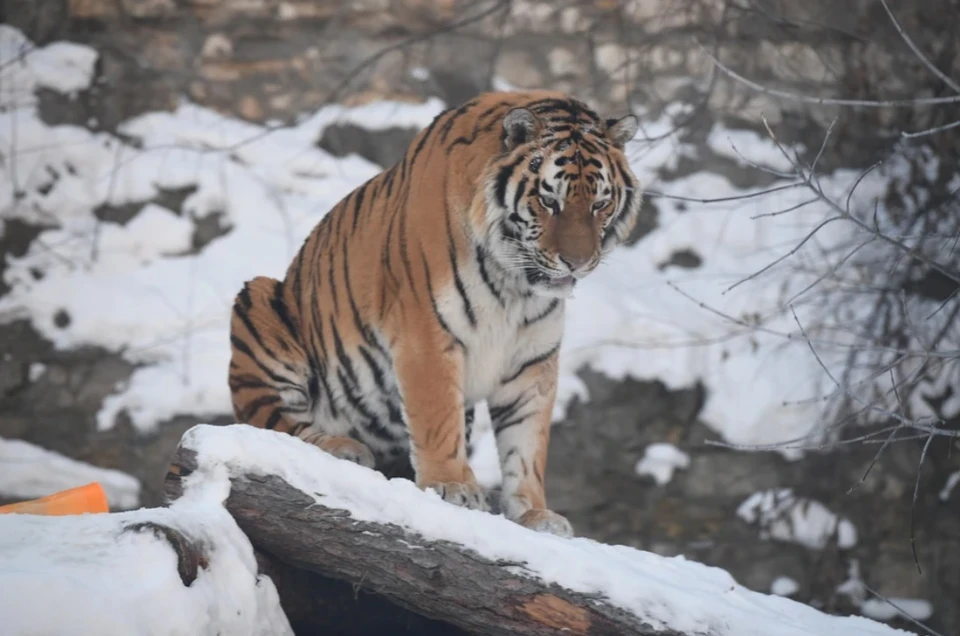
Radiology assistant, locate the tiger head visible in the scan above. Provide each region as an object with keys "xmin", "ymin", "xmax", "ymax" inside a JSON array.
[{"xmin": 483, "ymin": 98, "xmax": 641, "ymax": 298}]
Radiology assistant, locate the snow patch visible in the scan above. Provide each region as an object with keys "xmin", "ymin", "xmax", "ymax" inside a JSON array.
[
  {"xmin": 28, "ymin": 362, "xmax": 46, "ymax": 382},
  {"xmin": 634, "ymin": 443, "xmax": 690, "ymax": 486},
  {"xmin": 837, "ymin": 559, "xmax": 934, "ymax": 625},
  {"xmin": 737, "ymin": 488, "xmax": 858, "ymax": 550},
  {"xmin": 27, "ymin": 42, "xmax": 99, "ymax": 94},
  {"xmin": 861, "ymin": 598, "xmax": 933, "ymax": 623},
  {"xmin": 771, "ymin": 576, "xmax": 800, "ymax": 597},
  {"xmin": 940, "ymin": 470, "xmax": 960, "ymax": 502},
  {"xmin": 0, "ymin": 438, "xmax": 141, "ymax": 509},
  {"xmin": 0, "ymin": 26, "xmax": 98, "ymax": 108}
]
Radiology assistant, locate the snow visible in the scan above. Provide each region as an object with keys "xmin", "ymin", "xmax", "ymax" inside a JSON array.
[
  {"xmin": 28, "ymin": 362, "xmax": 46, "ymax": 382},
  {"xmin": 0, "ymin": 437, "xmax": 141, "ymax": 509},
  {"xmin": 737, "ymin": 489, "xmax": 858, "ymax": 550},
  {"xmin": 0, "ymin": 25, "xmax": 890, "ymax": 458},
  {"xmin": 158, "ymin": 423, "xmax": 903, "ymax": 636},
  {"xmin": 861, "ymin": 598, "xmax": 933, "ymax": 623},
  {"xmin": 634, "ymin": 442, "xmax": 690, "ymax": 485},
  {"xmin": 837, "ymin": 560, "xmax": 934, "ymax": 625},
  {"xmin": 771, "ymin": 576, "xmax": 800, "ymax": 597},
  {"xmin": 26, "ymin": 42, "xmax": 99, "ymax": 94},
  {"xmin": 940, "ymin": 470, "xmax": 960, "ymax": 502},
  {"xmin": 0, "ymin": 26, "xmax": 98, "ymax": 107},
  {"xmin": 0, "ymin": 25, "xmax": 913, "ymax": 460},
  {"xmin": 0, "ymin": 479, "xmax": 291, "ymax": 636}
]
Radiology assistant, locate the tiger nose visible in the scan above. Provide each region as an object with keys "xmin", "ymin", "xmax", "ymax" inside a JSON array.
[{"xmin": 559, "ymin": 254, "xmax": 590, "ymax": 273}]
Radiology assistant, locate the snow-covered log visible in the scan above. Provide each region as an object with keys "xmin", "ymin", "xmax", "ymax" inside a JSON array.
[{"xmin": 164, "ymin": 424, "xmax": 908, "ymax": 636}]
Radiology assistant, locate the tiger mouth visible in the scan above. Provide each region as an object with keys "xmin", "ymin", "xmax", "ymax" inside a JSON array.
[
  {"xmin": 546, "ymin": 275, "xmax": 576, "ymax": 288},
  {"xmin": 523, "ymin": 266, "xmax": 578, "ymax": 290}
]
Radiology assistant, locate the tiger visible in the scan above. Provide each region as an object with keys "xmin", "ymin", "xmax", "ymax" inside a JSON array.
[{"xmin": 228, "ymin": 90, "xmax": 640, "ymax": 537}]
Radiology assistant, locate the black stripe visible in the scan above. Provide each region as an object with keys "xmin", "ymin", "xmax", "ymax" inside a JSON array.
[
  {"xmin": 335, "ymin": 368, "xmax": 398, "ymax": 442},
  {"xmin": 270, "ymin": 282, "xmax": 300, "ymax": 342},
  {"xmin": 335, "ymin": 368, "xmax": 373, "ymax": 419},
  {"xmin": 238, "ymin": 285, "xmax": 253, "ymax": 309},
  {"xmin": 489, "ymin": 393, "xmax": 534, "ymax": 433},
  {"xmin": 494, "ymin": 154, "xmax": 527, "ymax": 208},
  {"xmin": 351, "ymin": 184, "xmax": 366, "ymax": 234},
  {"xmin": 380, "ymin": 208, "xmax": 402, "ymax": 320},
  {"xmin": 513, "ymin": 176, "xmax": 528, "ymax": 211},
  {"xmin": 293, "ymin": 245, "xmax": 310, "ymax": 316},
  {"xmin": 312, "ymin": 313, "xmax": 339, "ymax": 418},
  {"xmin": 230, "ymin": 322, "xmax": 299, "ymax": 384},
  {"xmin": 523, "ymin": 299, "xmax": 559, "ymax": 327},
  {"xmin": 421, "ymin": 246, "xmax": 465, "ymax": 350},
  {"xmin": 445, "ymin": 214, "xmax": 476, "ymax": 328},
  {"xmin": 327, "ymin": 244, "xmax": 340, "ymax": 316},
  {"xmin": 439, "ymin": 100, "xmax": 478, "ymax": 143},
  {"xmin": 502, "ymin": 344, "xmax": 559, "ymax": 385},
  {"xmin": 358, "ymin": 345, "xmax": 386, "ymax": 391},
  {"xmin": 488, "ymin": 394, "xmax": 524, "ymax": 423},
  {"xmin": 306, "ymin": 367, "xmax": 320, "ymax": 403},
  {"xmin": 475, "ymin": 245, "xmax": 505, "ymax": 308},
  {"xmin": 446, "ymin": 102, "xmax": 508, "ymax": 151},
  {"xmin": 330, "ymin": 323, "xmax": 358, "ymax": 385},
  {"xmin": 383, "ymin": 164, "xmax": 397, "ymax": 198},
  {"xmin": 229, "ymin": 375, "xmax": 302, "ymax": 394},
  {"xmin": 230, "ymin": 335, "xmax": 299, "ymax": 386},
  {"xmin": 242, "ymin": 394, "xmax": 281, "ymax": 421},
  {"xmin": 408, "ymin": 110, "xmax": 446, "ymax": 169},
  {"xmin": 264, "ymin": 408, "xmax": 284, "ymax": 430},
  {"xmin": 385, "ymin": 397, "xmax": 405, "ymax": 427},
  {"xmin": 464, "ymin": 405, "xmax": 475, "ymax": 444},
  {"xmin": 494, "ymin": 417, "xmax": 526, "ymax": 435},
  {"xmin": 399, "ymin": 209, "xmax": 421, "ymax": 303}
]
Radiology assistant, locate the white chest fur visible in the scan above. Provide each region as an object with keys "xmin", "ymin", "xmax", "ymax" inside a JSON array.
[{"xmin": 435, "ymin": 261, "xmax": 565, "ymax": 404}]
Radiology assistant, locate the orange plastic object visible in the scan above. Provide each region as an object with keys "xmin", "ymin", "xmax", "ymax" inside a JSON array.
[{"xmin": 0, "ymin": 482, "xmax": 109, "ymax": 516}]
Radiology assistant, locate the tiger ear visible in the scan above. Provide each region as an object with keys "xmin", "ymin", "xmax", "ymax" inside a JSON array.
[
  {"xmin": 502, "ymin": 108, "xmax": 538, "ymax": 150},
  {"xmin": 605, "ymin": 114, "xmax": 639, "ymax": 149}
]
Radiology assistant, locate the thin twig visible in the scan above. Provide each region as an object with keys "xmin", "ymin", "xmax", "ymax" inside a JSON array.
[
  {"xmin": 878, "ymin": 0, "xmax": 960, "ymax": 94},
  {"xmin": 696, "ymin": 40, "xmax": 960, "ymax": 107}
]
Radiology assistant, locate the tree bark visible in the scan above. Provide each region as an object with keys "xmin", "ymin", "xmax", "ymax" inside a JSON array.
[{"xmin": 164, "ymin": 444, "xmax": 679, "ymax": 636}]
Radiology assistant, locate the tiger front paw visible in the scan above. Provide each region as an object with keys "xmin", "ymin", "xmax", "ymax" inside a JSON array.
[
  {"xmin": 517, "ymin": 508, "xmax": 574, "ymax": 538},
  {"xmin": 426, "ymin": 481, "xmax": 490, "ymax": 512}
]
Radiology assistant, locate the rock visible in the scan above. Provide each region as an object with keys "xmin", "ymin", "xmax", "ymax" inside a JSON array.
[
  {"xmin": 318, "ymin": 124, "xmax": 419, "ymax": 170},
  {"xmin": 121, "ymin": 0, "xmax": 177, "ymax": 19},
  {"xmin": 494, "ymin": 49, "xmax": 544, "ymax": 89}
]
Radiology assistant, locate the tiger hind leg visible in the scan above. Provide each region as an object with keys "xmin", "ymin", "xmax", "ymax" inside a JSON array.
[{"xmin": 228, "ymin": 276, "xmax": 374, "ymax": 468}]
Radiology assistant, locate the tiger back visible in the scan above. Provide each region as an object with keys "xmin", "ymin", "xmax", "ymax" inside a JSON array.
[{"xmin": 228, "ymin": 90, "xmax": 640, "ymax": 536}]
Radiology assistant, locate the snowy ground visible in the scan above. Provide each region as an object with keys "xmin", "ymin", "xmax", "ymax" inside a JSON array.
[
  {"xmin": 0, "ymin": 26, "xmax": 901, "ymax": 455},
  {"xmin": 0, "ymin": 437, "xmax": 141, "ymax": 508}
]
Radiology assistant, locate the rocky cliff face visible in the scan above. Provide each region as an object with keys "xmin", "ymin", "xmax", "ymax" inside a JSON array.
[{"xmin": 2, "ymin": 2, "xmax": 959, "ymax": 634}]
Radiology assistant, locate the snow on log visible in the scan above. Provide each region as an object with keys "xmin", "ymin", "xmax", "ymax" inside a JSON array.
[{"xmin": 165, "ymin": 424, "xmax": 910, "ymax": 636}]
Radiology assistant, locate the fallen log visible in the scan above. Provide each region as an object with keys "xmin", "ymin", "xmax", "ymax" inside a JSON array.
[
  {"xmin": 166, "ymin": 448, "xmax": 666, "ymax": 636},
  {"xmin": 163, "ymin": 424, "xmax": 908, "ymax": 636}
]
